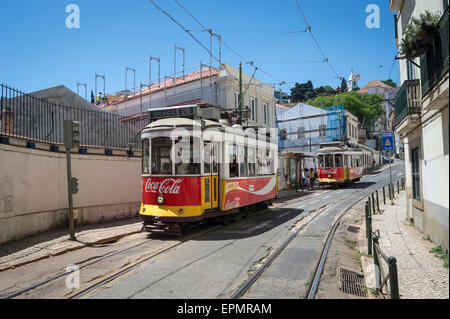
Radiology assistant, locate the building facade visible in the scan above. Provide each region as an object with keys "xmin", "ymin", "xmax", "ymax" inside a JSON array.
[
  {"xmin": 276, "ymin": 103, "xmax": 380, "ymax": 172},
  {"xmin": 390, "ymin": 0, "xmax": 449, "ymax": 250}
]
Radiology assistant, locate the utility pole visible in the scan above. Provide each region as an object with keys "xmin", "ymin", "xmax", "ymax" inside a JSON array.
[
  {"xmin": 149, "ymin": 56, "xmax": 161, "ymax": 110},
  {"xmin": 95, "ymin": 73, "xmax": 106, "ymax": 101},
  {"xmin": 174, "ymin": 45, "xmax": 186, "ymax": 80},
  {"xmin": 64, "ymin": 121, "xmax": 80, "ymax": 241},
  {"xmin": 77, "ymin": 82, "xmax": 87, "ymax": 100},
  {"xmin": 239, "ymin": 62, "xmax": 243, "ymax": 124}
]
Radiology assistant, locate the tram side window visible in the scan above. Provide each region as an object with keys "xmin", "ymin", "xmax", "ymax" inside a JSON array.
[
  {"xmin": 319, "ymin": 155, "xmax": 325, "ymax": 168},
  {"xmin": 239, "ymin": 145, "xmax": 248, "ymax": 177},
  {"xmin": 248, "ymin": 147, "xmax": 256, "ymax": 177},
  {"xmin": 204, "ymin": 143, "xmax": 211, "ymax": 174},
  {"xmin": 204, "ymin": 142, "xmax": 218, "ymax": 175},
  {"xmin": 152, "ymin": 137, "xmax": 172, "ymax": 175},
  {"xmin": 175, "ymin": 137, "xmax": 201, "ymax": 175},
  {"xmin": 229, "ymin": 144, "xmax": 239, "ymax": 178},
  {"xmin": 325, "ymin": 155, "xmax": 334, "ymax": 168},
  {"xmin": 335, "ymin": 154, "xmax": 343, "ymax": 168},
  {"xmin": 142, "ymin": 139, "xmax": 150, "ymax": 174}
]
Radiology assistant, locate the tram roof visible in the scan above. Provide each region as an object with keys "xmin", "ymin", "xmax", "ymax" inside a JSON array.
[
  {"xmin": 142, "ymin": 118, "xmax": 277, "ymax": 143},
  {"xmin": 317, "ymin": 145, "xmax": 363, "ymax": 154}
]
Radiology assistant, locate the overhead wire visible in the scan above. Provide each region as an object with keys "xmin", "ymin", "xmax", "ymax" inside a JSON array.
[
  {"xmin": 172, "ymin": 0, "xmax": 286, "ymax": 86},
  {"xmin": 294, "ymin": 0, "xmax": 342, "ymax": 80},
  {"xmin": 149, "ymin": 0, "xmax": 220, "ymax": 64}
]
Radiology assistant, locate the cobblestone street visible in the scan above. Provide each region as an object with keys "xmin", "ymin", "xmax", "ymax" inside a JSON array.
[{"xmin": 371, "ymin": 191, "xmax": 449, "ymax": 299}]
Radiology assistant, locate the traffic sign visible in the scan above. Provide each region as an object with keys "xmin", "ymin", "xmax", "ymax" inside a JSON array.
[{"xmin": 382, "ymin": 131, "xmax": 395, "ymax": 151}]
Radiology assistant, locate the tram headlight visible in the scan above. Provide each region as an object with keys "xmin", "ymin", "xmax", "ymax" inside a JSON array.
[{"xmin": 156, "ymin": 195, "xmax": 166, "ymax": 205}]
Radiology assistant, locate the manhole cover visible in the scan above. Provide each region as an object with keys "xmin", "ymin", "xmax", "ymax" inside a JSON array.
[{"xmin": 340, "ymin": 268, "xmax": 368, "ymax": 297}]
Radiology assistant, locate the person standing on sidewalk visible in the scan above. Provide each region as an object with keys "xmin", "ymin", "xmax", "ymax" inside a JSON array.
[
  {"xmin": 305, "ymin": 168, "xmax": 311, "ymax": 190},
  {"xmin": 310, "ymin": 168, "xmax": 315, "ymax": 189}
]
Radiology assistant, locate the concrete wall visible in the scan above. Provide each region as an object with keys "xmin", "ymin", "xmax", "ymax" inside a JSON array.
[{"xmin": 0, "ymin": 141, "xmax": 141, "ymax": 244}]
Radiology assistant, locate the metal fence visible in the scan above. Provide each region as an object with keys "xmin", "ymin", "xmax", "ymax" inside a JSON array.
[
  {"xmin": 0, "ymin": 84, "xmax": 150, "ymax": 150},
  {"xmin": 365, "ymin": 177, "xmax": 405, "ymax": 299}
]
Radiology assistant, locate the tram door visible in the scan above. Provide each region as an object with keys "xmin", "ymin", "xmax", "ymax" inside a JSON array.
[{"xmin": 204, "ymin": 143, "xmax": 219, "ymax": 210}]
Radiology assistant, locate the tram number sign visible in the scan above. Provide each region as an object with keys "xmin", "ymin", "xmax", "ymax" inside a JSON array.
[{"xmin": 382, "ymin": 131, "xmax": 394, "ymax": 151}]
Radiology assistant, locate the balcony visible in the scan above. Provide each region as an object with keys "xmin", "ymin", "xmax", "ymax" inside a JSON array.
[
  {"xmin": 395, "ymin": 79, "xmax": 421, "ymax": 135},
  {"xmin": 420, "ymin": 7, "xmax": 449, "ymax": 110}
]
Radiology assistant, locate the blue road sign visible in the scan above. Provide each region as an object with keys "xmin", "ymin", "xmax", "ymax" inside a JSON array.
[{"xmin": 382, "ymin": 131, "xmax": 394, "ymax": 151}]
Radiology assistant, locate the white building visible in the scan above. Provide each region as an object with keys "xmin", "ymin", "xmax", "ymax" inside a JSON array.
[
  {"xmin": 101, "ymin": 63, "xmax": 277, "ymax": 129},
  {"xmin": 390, "ymin": 0, "xmax": 449, "ymax": 250}
]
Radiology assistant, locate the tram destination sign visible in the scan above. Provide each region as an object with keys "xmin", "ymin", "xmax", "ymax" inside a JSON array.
[{"xmin": 149, "ymin": 105, "xmax": 199, "ymax": 121}]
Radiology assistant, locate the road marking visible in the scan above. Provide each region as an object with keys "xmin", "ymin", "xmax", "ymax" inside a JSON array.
[{"xmin": 278, "ymin": 212, "xmax": 291, "ymax": 218}]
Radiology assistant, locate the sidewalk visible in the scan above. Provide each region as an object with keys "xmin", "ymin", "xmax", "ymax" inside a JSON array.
[
  {"xmin": 0, "ymin": 217, "xmax": 143, "ymax": 272},
  {"xmin": 360, "ymin": 191, "xmax": 449, "ymax": 299}
]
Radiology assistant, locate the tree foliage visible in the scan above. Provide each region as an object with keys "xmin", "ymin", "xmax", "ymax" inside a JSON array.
[
  {"xmin": 382, "ymin": 79, "xmax": 398, "ymax": 88},
  {"xmin": 307, "ymin": 91, "xmax": 385, "ymax": 127},
  {"xmin": 290, "ymin": 81, "xmax": 337, "ymax": 103}
]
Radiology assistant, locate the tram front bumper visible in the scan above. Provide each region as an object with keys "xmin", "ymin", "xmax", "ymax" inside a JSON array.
[{"xmin": 140, "ymin": 204, "xmax": 204, "ymax": 222}]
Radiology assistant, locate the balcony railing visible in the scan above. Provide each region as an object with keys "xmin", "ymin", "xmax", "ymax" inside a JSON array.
[
  {"xmin": 420, "ymin": 7, "xmax": 449, "ymax": 98},
  {"xmin": 395, "ymin": 79, "xmax": 421, "ymax": 128}
]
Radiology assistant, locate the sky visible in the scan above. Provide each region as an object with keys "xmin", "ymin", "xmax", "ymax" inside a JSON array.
[{"xmin": 0, "ymin": 0, "xmax": 400, "ymax": 96}]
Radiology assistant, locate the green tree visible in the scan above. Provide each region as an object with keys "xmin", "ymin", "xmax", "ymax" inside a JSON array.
[{"xmin": 307, "ymin": 91, "xmax": 385, "ymax": 128}]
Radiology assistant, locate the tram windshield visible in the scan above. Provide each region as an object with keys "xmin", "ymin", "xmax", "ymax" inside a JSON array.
[
  {"xmin": 335, "ymin": 154, "xmax": 343, "ymax": 168},
  {"xmin": 324, "ymin": 154, "xmax": 334, "ymax": 168},
  {"xmin": 151, "ymin": 137, "xmax": 172, "ymax": 175}
]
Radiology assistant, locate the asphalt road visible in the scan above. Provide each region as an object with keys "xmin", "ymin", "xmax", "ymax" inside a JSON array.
[{"xmin": 83, "ymin": 162, "xmax": 404, "ymax": 299}]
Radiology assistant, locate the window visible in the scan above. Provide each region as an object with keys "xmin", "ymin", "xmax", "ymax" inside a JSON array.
[
  {"xmin": 319, "ymin": 155, "xmax": 325, "ymax": 168},
  {"xmin": 142, "ymin": 139, "xmax": 150, "ymax": 174},
  {"xmin": 412, "ymin": 148, "xmax": 421, "ymax": 201},
  {"xmin": 174, "ymin": 137, "xmax": 200, "ymax": 175},
  {"xmin": 298, "ymin": 127, "xmax": 305, "ymax": 139},
  {"xmin": 151, "ymin": 137, "xmax": 172, "ymax": 175},
  {"xmin": 229, "ymin": 144, "xmax": 239, "ymax": 178},
  {"xmin": 407, "ymin": 60, "xmax": 416, "ymax": 80},
  {"xmin": 250, "ymin": 98, "xmax": 256, "ymax": 121},
  {"xmin": 205, "ymin": 179, "xmax": 210, "ymax": 203},
  {"xmin": 325, "ymin": 155, "xmax": 334, "ymax": 168},
  {"xmin": 335, "ymin": 154, "xmax": 343, "ymax": 168},
  {"xmin": 319, "ymin": 125, "xmax": 327, "ymax": 137},
  {"xmin": 281, "ymin": 129, "xmax": 287, "ymax": 140},
  {"xmin": 248, "ymin": 147, "xmax": 256, "ymax": 177},
  {"xmin": 263, "ymin": 103, "xmax": 268, "ymax": 125},
  {"xmin": 204, "ymin": 142, "xmax": 218, "ymax": 175},
  {"xmin": 239, "ymin": 145, "xmax": 248, "ymax": 177}
]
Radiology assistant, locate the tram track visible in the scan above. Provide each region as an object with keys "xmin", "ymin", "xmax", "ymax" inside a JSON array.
[
  {"xmin": 2, "ymin": 189, "xmax": 317, "ymax": 300},
  {"xmin": 1, "ymin": 166, "xmax": 400, "ymax": 300},
  {"xmin": 230, "ymin": 168, "xmax": 403, "ymax": 299}
]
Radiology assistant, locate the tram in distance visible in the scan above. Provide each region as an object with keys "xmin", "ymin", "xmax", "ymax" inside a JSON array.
[
  {"xmin": 317, "ymin": 145, "xmax": 364, "ymax": 187},
  {"xmin": 139, "ymin": 105, "xmax": 278, "ymax": 236}
]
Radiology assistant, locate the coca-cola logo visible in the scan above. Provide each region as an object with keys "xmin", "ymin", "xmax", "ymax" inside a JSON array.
[
  {"xmin": 321, "ymin": 168, "xmax": 338, "ymax": 175},
  {"xmin": 145, "ymin": 178, "xmax": 182, "ymax": 194},
  {"xmin": 225, "ymin": 197, "xmax": 240, "ymax": 210}
]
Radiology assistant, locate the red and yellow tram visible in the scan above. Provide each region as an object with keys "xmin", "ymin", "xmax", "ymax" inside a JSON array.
[
  {"xmin": 317, "ymin": 146, "xmax": 364, "ymax": 187},
  {"xmin": 139, "ymin": 106, "xmax": 278, "ymax": 235}
]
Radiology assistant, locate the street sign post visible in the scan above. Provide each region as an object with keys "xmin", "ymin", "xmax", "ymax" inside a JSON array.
[{"xmin": 382, "ymin": 131, "xmax": 395, "ymax": 204}]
